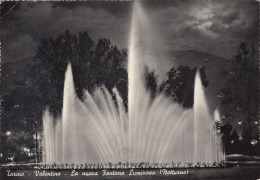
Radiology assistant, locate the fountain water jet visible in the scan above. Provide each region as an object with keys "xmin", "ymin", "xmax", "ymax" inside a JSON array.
[{"xmin": 42, "ymin": 2, "xmax": 224, "ymax": 165}]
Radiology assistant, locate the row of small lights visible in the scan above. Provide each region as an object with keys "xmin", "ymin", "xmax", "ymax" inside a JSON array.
[
  {"xmin": 230, "ymin": 139, "xmax": 258, "ymax": 145},
  {"xmin": 216, "ymin": 118, "xmax": 259, "ymax": 145},
  {"xmin": 6, "ymin": 131, "xmax": 40, "ymax": 139},
  {"xmin": 237, "ymin": 121, "xmax": 258, "ymax": 145},
  {"xmin": 238, "ymin": 121, "xmax": 258, "ymax": 125},
  {"xmin": 1, "ymin": 131, "xmax": 35, "ymax": 160}
]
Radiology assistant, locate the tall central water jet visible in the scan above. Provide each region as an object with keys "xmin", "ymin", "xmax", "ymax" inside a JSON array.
[
  {"xmin": 128, "ymin": 2, "xmax": 150, "ymax": 162},
  {"xmin": 42, "ymin": 2, "xmax": 224, "ymax": 165}
]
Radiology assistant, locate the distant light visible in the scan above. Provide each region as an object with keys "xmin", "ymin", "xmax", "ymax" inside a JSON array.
[
  {"xmin": 6, "ymin": 131, "xmax": 11, "ymax": 136},
  {"xmin": 251, "ymin": 139, "xmax": 257, "ymax": 146},
  {"xmin": 0, "ymin": 153, "xmax": 3, "ymax": 158},
  {"xmin": 23, "ymin": 147, "xmax": 30, "ymax": 152},
  {"xmin": 217, "ymin": 93, "xmax": 224, "ymax": 98},
  {"xmin": 254, "ymin": 121, "xmax": 258, "ymax": 125},
  {"xmin": 33, "ymin": 134, "xmax": 40, "ymax": 140},
  {"xmin": 231, "ymin": 140, "xmax": 234, "ymax": 144},
  {"xmin": 238, "ymin": 121, "xmax": 242, "ymax": 125},
  {"xmin": 14, "ymin": 104, "xmax": 20, "ymax": 108}
]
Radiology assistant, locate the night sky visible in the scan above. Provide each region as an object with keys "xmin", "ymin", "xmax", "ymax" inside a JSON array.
[{"xmin": 1, "ymin": 0, "xmax": 258, "ymax": 64}]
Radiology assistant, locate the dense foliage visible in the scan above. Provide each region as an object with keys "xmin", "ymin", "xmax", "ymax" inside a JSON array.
[
  {"xmin": 161, "ymin": 66, "xmax": 208, "ymax": 108},
  {"xmin": 32, "ymin": 30, "xmax": 128, "ymax": 117},
  {"xmin": 219, "ymin": 42, "xmax": 259, "ymax": 141}
]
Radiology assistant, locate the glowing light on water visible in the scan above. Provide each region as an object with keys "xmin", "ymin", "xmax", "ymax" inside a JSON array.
[{"xmin": 42, "ymin": 2, "xmax": 224, "ymax": 165}]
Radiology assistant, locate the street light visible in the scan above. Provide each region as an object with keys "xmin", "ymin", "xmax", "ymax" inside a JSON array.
[
  {"xmin": 23, "ymin": 148, "xmax": 30, "ymax": 153},
  {"xmin": 6, "ymin": 131, "xmax": 11, "ymax": 136},
  {"xmin": 251, "ymin": 139, "xmax": 257, "ymax": 146},
  {"xmin": 33, "ymin": 134, "xmax": 40, "ymax": 140},
  {"xmin": 238, "ymin": 121, "xmax": 242, "ymax": 125}
]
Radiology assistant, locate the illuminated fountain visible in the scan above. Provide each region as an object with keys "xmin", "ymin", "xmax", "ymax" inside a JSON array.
[{"xmin": 42, "ymin": 2, "xmax": 224, "ymax": 165}]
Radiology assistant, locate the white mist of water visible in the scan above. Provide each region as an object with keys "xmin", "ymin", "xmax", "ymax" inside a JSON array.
[
  {"xmin": 42, "ymin": 2, "xmax": 224, "ymax": 164},
  {"xmin": 214, "ymin": 108, "xmax": 225, "ymax": 162}
]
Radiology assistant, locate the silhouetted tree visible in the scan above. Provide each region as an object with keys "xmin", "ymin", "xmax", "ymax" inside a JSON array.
[
  {"xmin": 34, "ymin": 30, "xmax": 128, "ymax": 117},
  {"xmin": 219, "ymin": 42, "xmax": 258, "ymax": 140},
  {"xmin": 231, "ymin": 129, "xmax": 239, "ymax": 144},
  {"xmin": 2, "ymin": 85, "xmax": 42, "ymax": 133},
  {"xmin": 161, "ymin": 65, "xmax": 209, "ymax": 108},
  {"xmin": 220, "ymin": 122, "xmax": 233, "ymax": 154}
]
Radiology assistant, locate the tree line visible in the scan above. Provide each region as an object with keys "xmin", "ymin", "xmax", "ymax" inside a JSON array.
[{"xmin": 1, "ymin": 31, "xmax": 259, "ymax": 163}]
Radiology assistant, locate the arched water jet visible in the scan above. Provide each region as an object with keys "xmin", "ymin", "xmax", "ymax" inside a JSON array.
[
  {"xmin": 42, "ymin": 1, "xmax": 224, "ymax": 165},
  {"xmin": 42, "ymin": 65, "xmax": 224, "ymax": 164}
]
